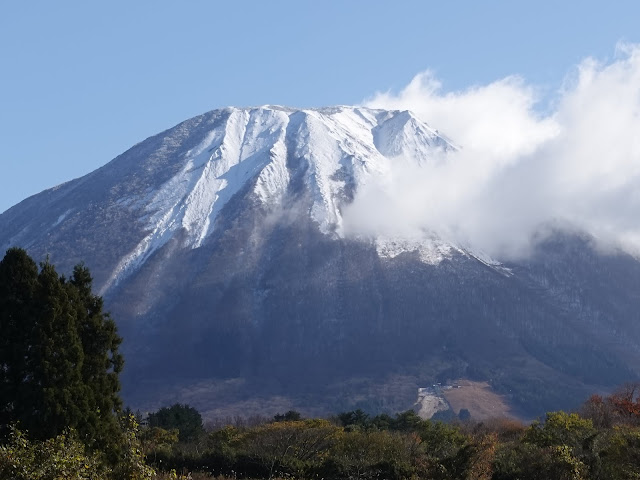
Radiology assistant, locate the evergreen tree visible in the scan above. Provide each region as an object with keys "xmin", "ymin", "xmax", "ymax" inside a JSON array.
[
  {"xmin": 32, "ymin": 260, "xmax": 85, "ymax": 439},
  {"xmin": 0, "ymin": 248, "xmax": 39, "ymax": 434},
  {"xmin": 147, "ymin": 403, "xmax": 204, "ymax": 442},
  {"xmin": 0, "ymin": 248, "xmax": 123, "ymax": 451},
  {"xmin": 273, "ymin": 410, "xmax": 302, "ymax": 422},
  {"xmin": 68, "ymin": 263, "xmax": 123, "ymax": 450}
]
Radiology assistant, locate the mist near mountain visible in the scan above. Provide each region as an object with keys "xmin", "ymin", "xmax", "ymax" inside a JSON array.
[
  {"xmin": 358, "ymin": 44, "xmax": 640, "ymax": 259},
  {"xmin": 2, "ymin": 99, "xmax": 640, "ymax": 419}
]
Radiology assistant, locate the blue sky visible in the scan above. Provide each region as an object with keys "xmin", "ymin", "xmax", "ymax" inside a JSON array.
[{"xmin": 1, "ymin": 1, "xmax": 640, "ymax": 214}]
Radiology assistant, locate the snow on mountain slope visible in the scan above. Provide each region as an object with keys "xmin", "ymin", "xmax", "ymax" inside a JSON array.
[
  {"xmin": 100, "ymin": 105, "xmax": 471, "ymax": 289},
  {"xmin": 0, "ymin": 105, "xmax": 480, "ymax": 292}
]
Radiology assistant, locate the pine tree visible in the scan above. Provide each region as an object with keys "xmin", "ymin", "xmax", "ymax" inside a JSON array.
[
  {"xmin": 68, "ymin": 262, "xmax": 123, "ymax": 450},
  {"xmin": 0, "ymin": 248, "xmax": 39, "ymax": 433},
  {"xmin": 0, "ymin": 248, "xmax": 123, "ymax": 452},
  {"xmin": 31, "ymin": 260, "xmax": 85, "ymax": 439}
]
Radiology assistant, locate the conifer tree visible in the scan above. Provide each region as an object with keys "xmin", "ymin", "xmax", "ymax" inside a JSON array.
[
  {"xmin": 0, "ymin": 248, "xmax": 123, "ymax": 451},
  {"xmin": 0, "ymin": 248, "xmax": 39, "ymax": 433},
  {"xmin": 32, "ymin": 260, "xmax": 85, "ymax": 439},
  {"xmin": 68, "ymin": 262, "xmax": 123, "ymax": 450}
]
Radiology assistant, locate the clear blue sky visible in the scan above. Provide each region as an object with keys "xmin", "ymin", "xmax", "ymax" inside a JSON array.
[{"xmin": 1, "ymin": 0, "xmax": 639, "ymax": 213}]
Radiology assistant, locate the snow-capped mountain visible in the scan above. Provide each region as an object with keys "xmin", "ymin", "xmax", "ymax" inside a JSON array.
[
  {"xmin": 2, "ymin": 106, "xmax": 459, "ymax": 295},
  {"xmin": 2, "ymin": 106, "xmax": 640, "ymax": 418},
  {"xmin": 100, "ymin": 106, "xmax": 459, "ymax": 293}
]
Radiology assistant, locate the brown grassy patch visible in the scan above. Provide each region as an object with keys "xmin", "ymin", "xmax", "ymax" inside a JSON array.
[{"xmin": 442, "ymin": 379, "xmax": 519, "ymax": 421}]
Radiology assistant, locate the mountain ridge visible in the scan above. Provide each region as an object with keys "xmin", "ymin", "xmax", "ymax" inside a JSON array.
[
  {"xmin": 2, "ymin": 105, "xmax": 465, "ymax": 297},
  {"xmin": 2, "ymin": 105, "xmax": 639, "ymax": 418}
]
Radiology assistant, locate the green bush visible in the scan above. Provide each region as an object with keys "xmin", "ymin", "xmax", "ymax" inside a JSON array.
[
  {"xmin": 0, "ymin": 426, "xmax": 103, "ymax": 480},
  {"xmin": 0, "ymin": 417, "xmax": 155, "ymax": 480}
]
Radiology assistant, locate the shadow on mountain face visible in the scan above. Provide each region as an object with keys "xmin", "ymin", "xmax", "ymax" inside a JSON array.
[{"xmin": 113, "ymin": 204, "xmax": 640, "ymax": 417}]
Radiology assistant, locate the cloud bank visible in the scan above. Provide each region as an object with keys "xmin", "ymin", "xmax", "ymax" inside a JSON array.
[{"xmin": 346, "ymin": 44, "xmax": 640, "ymax": 260}]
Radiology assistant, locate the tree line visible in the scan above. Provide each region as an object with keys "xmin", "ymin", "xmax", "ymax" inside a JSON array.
[{"xmin": 138, "ymin": 392, "xmax": 640, "ymax": 480}]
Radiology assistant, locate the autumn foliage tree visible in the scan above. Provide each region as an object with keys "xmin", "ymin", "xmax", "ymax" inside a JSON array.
[{"xmin": 581, "ymin": 383, "xmax": 640, "ymax": 428}]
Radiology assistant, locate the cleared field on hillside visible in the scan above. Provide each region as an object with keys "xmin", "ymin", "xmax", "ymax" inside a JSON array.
[{"xmin": 442, "ymin": 380, "xmax": 518, "ymax": 421}]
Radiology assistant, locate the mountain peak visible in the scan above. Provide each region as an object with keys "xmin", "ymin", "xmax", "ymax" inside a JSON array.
[
  {"xmin": 2, "ymin": 104, "xmax": 640, "ymax": 419},
  {"xmin": 1, "ymin": 105, "xmax": 459, "ymax": 293}
]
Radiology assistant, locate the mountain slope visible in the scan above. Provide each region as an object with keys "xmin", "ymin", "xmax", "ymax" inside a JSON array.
[{"xmin": 2, "ymin": 106, "xmax": 639, "ymax": 418}]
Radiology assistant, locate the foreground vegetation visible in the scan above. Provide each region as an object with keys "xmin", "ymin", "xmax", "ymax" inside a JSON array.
[
  {"xmin": 134, "ymin": 388, "xmax": 640, "ymax": 480},
  {"xmin": 4, "ymin": 388, "xmax": 640, "ymax": 479}
]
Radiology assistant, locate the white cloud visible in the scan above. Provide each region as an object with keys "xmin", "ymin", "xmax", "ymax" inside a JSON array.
[{"xmin": 347, "ymin": 44, "xmax": 640, "ymax": 259}]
